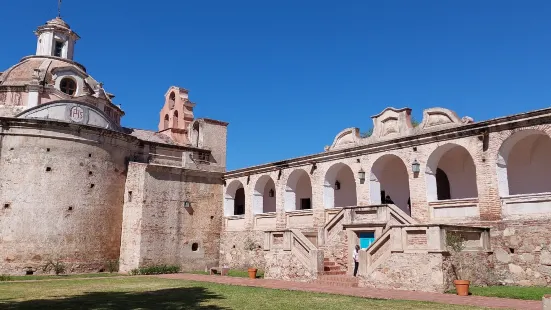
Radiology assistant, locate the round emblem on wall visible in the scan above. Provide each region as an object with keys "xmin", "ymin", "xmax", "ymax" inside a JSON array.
[{"xmin": 69, "ymin": 106, "xmax": 85, "ymax": 123}]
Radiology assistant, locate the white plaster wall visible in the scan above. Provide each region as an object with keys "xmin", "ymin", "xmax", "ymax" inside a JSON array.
[
  {"xmin": 334, "ymin": 167, "xmax": 357, "ymax": 208},
  {"xmin": 375, "ymin": 156, "xmax": 410, "ymax": 213},
  {"xmin": 295, "ymin": 173, "xmax": 313, "ymax": 209},
  {"xmin": 507, "ymin": 134, "xmax": 551, "ymax": 195},
  {"xmin": 437, "ymin": 146, "xmax": 478, "ymax": 199},
  {"xmin": 262, "ymin": 178, "xmax": 277, "ymax": 213}
]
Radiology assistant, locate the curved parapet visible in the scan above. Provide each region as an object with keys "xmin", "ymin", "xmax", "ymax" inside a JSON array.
[
  {"xmin": 16, "ymin": 100, "xmax": 120, "ymax": 132},
  {"xmin": 418, "ymin": 107, "xmax": 470, "ymax": 131},
  {"xmin": 326, "ymin": 127, "xmax": 360, "ymax": 151},
  {"xmin": 370, "ymin": 107, "xmax": 413, "ymax": 141}
]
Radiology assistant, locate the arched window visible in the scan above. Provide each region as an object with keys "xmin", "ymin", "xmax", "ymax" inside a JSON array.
[
  {"xmin": 497, "ymin": 130, "xmax": 551, "ymax": 196},
  {"xmin": 169, "ymin": 92, "xmax": 176, "ymax": 109},
  {"xmin": 426, "ymin": 144, "xmax": 478, "ymax": 201},
  {"xmin": 173, "ymin": 110, "xmax": 179, "ymax": 128},
  {"xmin": 164, "ymin": 114, "xmax": 169, "ymax": 129},
  {"xmin": 224, "ymin": 180, "xmax": 246, "ymax": 216},
  {"xmin": 436, "ymin": 168, "xmax": 451, "ymax": 200},
  {"xmin": 370, "ymin": 154, "xmax": 411, "ymax": 214},
  {"xmin": 324, "ymin": 163, "xmax": 357, "ymax": 209},
  {"xmin": 253, "ymin": 175, "xmax": 276, "ymax": 214},
  {"xmin": 285, "ymin": 169, "xmax": 312, "ymax": 211},
  {"xmin": 60, "ymin": 78, "xmax": 77, "ymax": 96}
]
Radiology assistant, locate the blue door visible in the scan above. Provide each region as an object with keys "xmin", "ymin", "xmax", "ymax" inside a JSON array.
[{"xmin": 359, "ymin": 232, "xmax": 375, "ymax": 249}]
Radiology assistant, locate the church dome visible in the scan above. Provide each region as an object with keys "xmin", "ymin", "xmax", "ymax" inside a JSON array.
[
  {"xmin": 45, "ymin": 17, "xmax": 71, "ymax": 29},
  {"xmin": 0, "ymin": 56, "xmax": 86, "ymax": 87}
]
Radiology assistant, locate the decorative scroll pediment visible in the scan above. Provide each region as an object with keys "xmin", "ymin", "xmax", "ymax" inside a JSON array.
[
  {"xmin": 370, "ymin": 107, "xmax": 413, "ymax": 140},
  {"xmin": 419, "ymin": 108, "xmax": 464, "ymax": 130},
  {"xmin": 326, "ymin": 127, "xmax": 360, "ymax": 151},
  {"xmin": 16, "ymin": 100, "xmax": 120, "ymax": 131}
]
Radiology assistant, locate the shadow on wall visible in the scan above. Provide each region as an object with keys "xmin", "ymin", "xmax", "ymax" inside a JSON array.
[{"xmin": 0, "ymin": 287, "xmax": 229, "ymax": 310}]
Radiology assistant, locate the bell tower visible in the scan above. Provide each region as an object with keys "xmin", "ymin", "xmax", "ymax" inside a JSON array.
[{"xmin": 35, "ymin": 17, "xmax": 80, "ymax": 60}]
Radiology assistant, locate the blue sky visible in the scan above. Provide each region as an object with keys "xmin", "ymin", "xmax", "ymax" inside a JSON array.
[{"xmin": 2, "ymin": 1, "xmax": 551, "ymax": 170}]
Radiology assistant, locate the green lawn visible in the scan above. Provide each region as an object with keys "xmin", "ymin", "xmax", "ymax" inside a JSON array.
[
  {"xmin": 0, "ymin": 276, "xmax": 488, "ymax": 310},
  {"xmin": 188, "ymin": 269, "xmax": 265, "ymax": 278},
  {"xmin": 448, "ymin": 286, "xmax": 551, "ymax": 300},
  {"xmin": 1, "ymin": 273, "xmax": 123, "ymax": 282}
]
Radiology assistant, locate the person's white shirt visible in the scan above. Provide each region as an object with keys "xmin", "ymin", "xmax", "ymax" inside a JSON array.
[{"xmin": 352, "ymin": 249, "xmax": 359, "ymax": 262}]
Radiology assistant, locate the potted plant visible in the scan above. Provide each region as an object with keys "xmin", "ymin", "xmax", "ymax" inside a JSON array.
[
  {"xmin": 244, "ymin": 238, "xmax": 260, "ymax": 279},
  {"xmin": 446, "ymin": 231, "xmax": 469, "ymax": 296},
  {"xmin": 247, "ymin": 267, "xmax": 258, "ymax": 279}
]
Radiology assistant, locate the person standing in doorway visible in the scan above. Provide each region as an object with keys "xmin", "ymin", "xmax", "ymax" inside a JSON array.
[{"xmin": 353, "ymin": 245, "xmax": 360, "ymax": 277}]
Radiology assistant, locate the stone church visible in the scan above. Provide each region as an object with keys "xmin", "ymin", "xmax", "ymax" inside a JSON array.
[
  {"xmin": 2, "ymin": 15, "xmax": 551, "ymax": 293},
  {"xmin": 0, "ymin": 16, "xmax": 228, "ymax": 275}
]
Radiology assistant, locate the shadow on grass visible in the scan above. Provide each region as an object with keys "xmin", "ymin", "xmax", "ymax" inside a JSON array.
[{"xmin": 0, "ymin": 286, "xmax": 228, "ymax": 310}]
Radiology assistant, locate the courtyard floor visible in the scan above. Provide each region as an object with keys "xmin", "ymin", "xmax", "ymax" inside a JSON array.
[
  {"xmin": 0, "ymin": 276, "xmax": 487, "ymax": 310},
  {"xmin": 159, "ymin": 273, "xmax": 542, "ymax": 310}
]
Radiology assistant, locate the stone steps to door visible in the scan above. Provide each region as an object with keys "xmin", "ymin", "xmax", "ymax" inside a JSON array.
[{"xmin": 313, "ymin": 275, "xmax": 359, "ymax": 288}]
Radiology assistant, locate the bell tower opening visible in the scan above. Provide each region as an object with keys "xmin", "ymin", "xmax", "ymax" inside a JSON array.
[{"xmin": 35, "ymin": 17, "xmax": 80, "ymax": 60}]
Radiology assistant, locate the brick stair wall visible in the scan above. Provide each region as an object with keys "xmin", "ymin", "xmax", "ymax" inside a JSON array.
[{"xmin": 312, "ymin": 258, "xmax": 358, "ymax": 287}]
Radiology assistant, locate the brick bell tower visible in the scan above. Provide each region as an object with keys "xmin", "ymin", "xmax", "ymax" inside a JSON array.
[{"xmin": 158, "ymin": 86, "xmax": 195, "ymax": 145}]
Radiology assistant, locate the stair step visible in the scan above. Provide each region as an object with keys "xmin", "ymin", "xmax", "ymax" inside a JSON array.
[
  {"xmin": 317, "ymin": 276, "xmax": 358, "ymax": 283},
  {"xmin": 313, "ymin": 280, "xmax": 359, "ymax": 288},
  {"xmin": 322, "ymin": 270, "xmax": 347, "ymax": 275},
  {"xmin": 323, "ymin": 261, "xmax": 336, "ymax": 266},
  {"xmin": 323, "ymin": 265, "xmax": 343, "ymax": 271}
]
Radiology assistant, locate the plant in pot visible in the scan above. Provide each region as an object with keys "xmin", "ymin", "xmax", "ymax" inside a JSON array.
[
  {"xmin": 244, "ymin": 238, "xmax": 260, "ymax": 279},
  {"xmin": 446, "ymin": 231, "xmax": 469, "ymax": 296}
]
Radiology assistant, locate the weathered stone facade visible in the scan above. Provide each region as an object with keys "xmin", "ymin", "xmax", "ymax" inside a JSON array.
[
  {"xmin": 222, "ymin": 106, "xmax": 551, "ymax": 291},
  {"xmin": 0, "ymin": 16, "xmax": 228, "ymax": 276}
]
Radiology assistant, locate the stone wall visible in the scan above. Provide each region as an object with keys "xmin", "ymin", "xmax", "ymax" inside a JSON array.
[
  {"xmin": 119, "ymin": 163, "xmax": 224, "ymax": 273},
  {"xmin": 0, "ymin": 123, "xmax": 133, "ymax": 275},
  {"xmin": 484, "ymin": 219, "xmax": 551, "ymax": 286},
  {"xmin": 219, "ymin": 231, "xmax": 266, "ymax": 270},
  {"xmin": 360, "ymin": 253, "xmax": 448, "ymax": 292},
  {"xmin": 264, "ymin": 249, "xmax": 316, "ymax": 282}
]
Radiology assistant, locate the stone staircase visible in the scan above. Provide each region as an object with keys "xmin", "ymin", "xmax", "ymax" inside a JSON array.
[
  {"xmin": 322, "ymin": 257, "xmax": 346, "ymax": 275},
  {"xmin": 311, "ymin": 258, "xmax": 359, "ymax": 288}
]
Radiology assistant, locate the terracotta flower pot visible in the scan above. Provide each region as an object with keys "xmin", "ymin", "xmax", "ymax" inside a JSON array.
[
  {"xmin": 221, "ymin": 267, "xmax": 229, "ymax": 276},
  {"xmin": 454, "ymin": 280, "xmax": 470, "ymax": 296},
  {"xmin": 247, "ymin": 268, "xmax": 258, "ymax": 279}
]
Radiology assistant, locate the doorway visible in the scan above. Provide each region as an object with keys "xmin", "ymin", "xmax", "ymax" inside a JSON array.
[{"xmin": 358, "ymin": 232, "xmax": 375, "ymax": 250}]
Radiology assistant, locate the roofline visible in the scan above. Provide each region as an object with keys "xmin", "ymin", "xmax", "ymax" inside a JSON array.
[{"xmin": 224, "ymin": 106, "xmax": 551, "ymax": 178}]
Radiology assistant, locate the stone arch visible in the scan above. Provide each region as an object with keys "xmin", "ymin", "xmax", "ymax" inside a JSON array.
[
  {"xmin": 164, "ymin": 114, "xmax": 169, "ymax": 129},
  {"xmin": 426, "ymin": 143, "xmax": 478, "ymax": 201},
  {"xmin": 370, "ymin": 154, "xmax": 411, "ymax": 214},
  {"xmin": 224, "ymin": 180, "xmax": 245, "ymax": 216},
  {"xmin": 173, "ymin": 110, "xmax": 179, "ymax": 128},
  {"xmin": 323, "ymin": 162, "xmax": 357, "ymax": 209},
  {"xmin": 285, "ymin": 169, "xmax": 312, "ymax": 211},
  {"xmin": 253, "ymin": 175, "xmax": 276, "ymax": 214},
  {"xmin": 497, "ymin": 129, "xmax": 551, "ymax": 196},
  {"xmin": 169, "ymin": 92, "xmax": 176, "ymax": 109}
]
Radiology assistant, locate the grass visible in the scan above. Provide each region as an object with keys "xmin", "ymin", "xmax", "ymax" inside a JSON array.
[
  {"xmin": 1, "ymin": 273, "xmax": 124, "ymax": 282},
  {"xmin": 447, "ymin": 286, "xmax": 551, "ymax": 300},
  {"xmin": 189, "ymin": 269, "xmax": 265, "ymax": 278},
  {"xmin": 0, "ymin": 276, "xmax": 487, "ymax": 310}
]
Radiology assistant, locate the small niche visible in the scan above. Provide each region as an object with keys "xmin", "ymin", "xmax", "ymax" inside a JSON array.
[
  {"xmin": 25, "ymin": 270, "xmax": 34, "ymax": 275},
  {"xmin": 89, "ymin": 171, "xmax": 93, "ymax": 176},
  {"xmin": 509, "ymin": 248, "xmax": 515, "ymax": 254},
  {"xmin": 3, "ymin": 203, "xmax": 10, "ymax": 209},
  {"xmin": 88, "ymin": 154, "xmax": 92, "ymax": 158},
  {"xmin": 210, "ymin": 215, "xmax": 214, "ymax": 220},
  {"xmin": 356, "ymin": 158, "xmax": 361, "ymax": 163},
  {"xmin": 46, "ymin": 167, "xmax": 52, "ymax": 172},
  {"xmin": 128, "ymin": 191, "xmax": 133, "ymax": 202},
  {"xmin": 192, "ymin": 243, "xmax": 199, "ymax": 252},
  {"xmin": 9, "ymin": 148, "xmax": 14, "ymax": 151},
  {"xmin": 46, "ymin": 148, "xmax": 50, "ymax": 152},
  {"xmin": 68, "ymin": 206, "xmax": 73, "ymax": 211},
  {"xmin": 413, "ymin": 146, "xmax": 418, "ymax": 151},
  {"xmin": 90, "ymin": 184, "xmax": 95, "ymax": 188}
]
